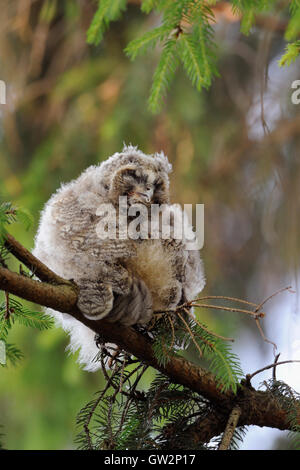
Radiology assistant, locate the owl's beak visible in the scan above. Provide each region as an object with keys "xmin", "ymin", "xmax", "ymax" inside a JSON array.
[{"xmin": 133, "ymin": 192, "xmax": 151, "ymax": 203}]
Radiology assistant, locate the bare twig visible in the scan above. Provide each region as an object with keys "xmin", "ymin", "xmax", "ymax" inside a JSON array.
[
  {"xmin": 166, "ymin": 313, "xmax": 176, "ymax": 350},
  {"xmin": 192, "ymin": 302, "xmax": 265, "ymax": 318},
  {"xmin": 254, "ymin": 286, "xmax": 293, "ymax": 313},
  {"xmin": 246, "ymin": 360, "xmax": 300, "ymax": 382},
  {"xmin": 255, "ymin": 317, "xmax": 277, "ymax": 355},
  {"xmin": 273, "ymin": 353, "xmax": 281, "ymax": 381},
  {"xmin": 83, "ymin": 371, "xmax": 119, "ymax": 450},
  {"xmin": 177, "ymin": 310, "xmax": 203, "ymax": 357},
  {"xmin": 194, "ymin": 295, "xmax": 259, "ymax": 308},
  {"xmin": 218, "ymin": 405, "xmax": 242, "ymax": 450},
  {"xmin": 183, "ymin": 307, "xmax": 234, "ymax": 342},
  {"xmin": 4, "ymin": 291, "xmax": 10, "ymax": 321}
]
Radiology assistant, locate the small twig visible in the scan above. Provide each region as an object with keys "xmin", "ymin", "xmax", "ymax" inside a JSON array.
[
  {"xmin": 218, "ymin": 405, "xmax": 242, "ymax": 450},
  {"xmin": 146, "ymin": 382, "xmax": 168, "ymax": 426},
  {"xmin": 0, "ymin": 252, "xmax": 8, "ymax": 270},
  {"xmin": 254, "ymin": 286, "xmax": 293, "ymax": 313},
  {"xmin": 255, "ymin": 317, "xmax": 277, "ymax": 355},
  {"xmin": 192, "ymin": 302, "xmax": 265, "ymax": 318},
  {"xmin": 100, "ymin": 352, "xmax": 146, "ymax": 401},
  {"xmin": 183, "ymin": 307, "xmax": 234, "ymax": 342},
  {"xmin": 107, "ymin": 346, "xmax": 122, "ymax": 369},
  {"xmin": 4, "ymin": 291, "xmax": 10, "ymax": 321},
  {"xmin": 246, "ymin": 360, "xmax": 300, "ymax": 382},
  {"xmin": 194, "ymin": 295, "xmax": 259, "ymax": 308},
  {"xmin": 100, "ymin": 353, "xmax": 111, "ymax": 383},
  {"xmin": 273, "ymin": 353, "xmax": 281, "ymax": 381},
  {"xmin": 166, "ymin": 313, "xmax": 176, "ymax": 350},
  {"xmin": 176, "ymin": 310, "xmax": 203, "ymax": 357},
  {"xmin": 117, "ymin": 364, "xmax": 149, "ymax": 438},
  {"xmin": 176, "ymin": 326, "xmax": 215, "ymax": 350},
  {"xmin": 83, "ymin": 370, "xmax": 120, "ymax": 450}
]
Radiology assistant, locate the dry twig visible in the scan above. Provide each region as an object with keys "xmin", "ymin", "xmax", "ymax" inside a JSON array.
[{"xmin": 218, "ymin": 405, "xmax": 242, "ymax": 450}]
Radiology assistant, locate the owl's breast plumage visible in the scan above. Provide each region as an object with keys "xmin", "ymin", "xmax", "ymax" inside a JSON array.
[{"xmin": 123, "ymin": 239, "xmax": 185, "ymax": 311}]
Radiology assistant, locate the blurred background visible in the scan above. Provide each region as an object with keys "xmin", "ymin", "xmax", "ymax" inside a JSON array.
[{"xmin": 0, "ymin": 0, "xmax": 299, "ymax": 450}]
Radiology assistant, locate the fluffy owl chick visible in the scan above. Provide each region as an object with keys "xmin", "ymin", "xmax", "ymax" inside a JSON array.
[{"xmin": 33, "ymin": 145, "xmax": 205, "ymax": 371}]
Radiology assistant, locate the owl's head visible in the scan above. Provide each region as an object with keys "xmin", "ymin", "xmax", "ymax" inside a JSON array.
[{"xmin": 107, "ymin": 146, "xmax": 172, "ymax": 207}]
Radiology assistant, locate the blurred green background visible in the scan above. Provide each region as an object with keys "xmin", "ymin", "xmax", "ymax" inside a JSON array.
[{"xmin": 0, "ymin": 1, "xmax": 299, "ymax": 449}]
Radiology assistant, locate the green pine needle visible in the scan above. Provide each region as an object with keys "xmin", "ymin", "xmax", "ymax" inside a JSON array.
[
  {"xmin": 278, "ymin": 40, "xmax": 300, "ymax": 67},
  {"xmin": 125, "ymin": 25, "xmax": 172, "ymax": 60},
  {"xmin": 178, "ymin": 34, "xmax": 208, "ymax": 91},
  {"xmin": 87, "ymin": 0, "xmax": 127, "ymax": 45},
  {"xmin": 86, "ymin": 0, "xmax": 300, "ymax": 111},
  {"xmin": 148, "ymin": 38, "xmax": 179, "ymax": 113},
  {"xmin": 14, "ymin": 308, "xmax": 54, "ymax": 331},
  {"xmin": 141, "ymin": 0, "xmax": 159, "ymax": 14},
  {"xmin": 3, "ymin": 343, "xmax": 24, "ymax": 367}
]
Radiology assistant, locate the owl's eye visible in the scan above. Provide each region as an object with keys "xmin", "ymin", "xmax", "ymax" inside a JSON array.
[{"xmin": 123, "ymin": 169, "xmax": 137, "ymax": 179}]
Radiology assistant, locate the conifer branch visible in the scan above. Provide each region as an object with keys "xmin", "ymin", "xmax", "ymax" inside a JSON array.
[
  {"xmin": 0, "ymin": 234, "xmax": 300, "ymax": 444},
  {"xmin": 4, "ymin": 233, "xmax": 71, "ymax": 285},
  {"xmin": 218, "ymin": 405, "xmax": 242, "ymax": 450}
]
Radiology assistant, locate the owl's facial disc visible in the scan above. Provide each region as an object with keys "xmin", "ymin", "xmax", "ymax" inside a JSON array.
[
  {"xmin": 110, "ymin": 165, "xmax": 169, "ymax": 207},
  {"xmin": 113, "ymin": 167, "xmax": 155, "ymax": 206}
]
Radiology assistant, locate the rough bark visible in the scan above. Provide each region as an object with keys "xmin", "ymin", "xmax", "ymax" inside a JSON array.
[{"xmin": 0, "ymin": 234, "xmax": 299, "ymax": 446}]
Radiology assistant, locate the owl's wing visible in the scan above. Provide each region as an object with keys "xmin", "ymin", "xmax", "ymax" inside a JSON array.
[
  {"xmin": 33, "ymin": 185, "xmax": 136, "ymax": 285},
  {"xmin": 51, "ymin": 188, "xmax": 137, "ymax": 259},
  {"xmin": 160, "ymin": 204, "xmax": 205, "ymax": 301}
]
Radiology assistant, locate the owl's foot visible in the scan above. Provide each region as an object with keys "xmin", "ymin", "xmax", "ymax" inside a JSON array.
[
  {"xmin": 107, "ymin": 277, "xmax": 153, "ymax": 326},
  {"xmin": 106, "ymin": 263, "xmax": 133, "ymax": 296},
  {"xmin": 77, "ymin": 280, "xmax": 113, "ymax": 320}
]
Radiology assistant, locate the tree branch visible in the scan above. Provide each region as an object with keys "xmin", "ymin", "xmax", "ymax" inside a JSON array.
[
  {"xmin": 4, "ymin": 233, "xmax": 69, "ymax": 285},
  {"xmin": 218, "ymin": 405, "xmax": 242, "ymax": 450},
  {"xmin": 0, "ymin": 234, "xmax": 299, "ymax": 445}
]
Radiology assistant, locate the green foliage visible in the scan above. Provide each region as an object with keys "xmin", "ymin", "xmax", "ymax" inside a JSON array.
[
  {"xmin": 226, "ymin": 425, "xmax": 248, "ymax": 450},
  {"xmin": 208, "ymin": 424, "xmax": 248, "ymax": 450},
  {"xmin": 141, "ymin": 0, "xmax": 160, "ymax": 14},
  {"xmin": 4, "ymin": 343, "xmax": 24, "ymax": 367},
  {"xmin": 126, "ymin": 0, "xmax": 218, "ymax": 112},
  {"xmin": 264, "ymin": 380, "xmax": 300, "ymax": 450},
  {"xmin": 152, "ymin": 313, "xmax": 243, "ymax": 393},
  {"xmin": 80, "ymin": 312, "xmax": 242, "ymax": 450},
  {"xmin": 230, "ymin": 0, "xmax": 275, "ymax": 35},
  {"xmin": 0, "ymin": 202, "xmax": 33, "ymax": 242},
  {"xmin": 0, "ymin": 203, "xmax": 53, "ymax": 370},
  {"xmin": 278, "ymin": 0, "xmax": 300, "ymax": 66},
  {"xmin": 285, "ymin": 2, "xmax": 300, "ymax": 40},
  {"xmin": 279, "ymin": 40, "xmax": 300, "ymax": 67},
  {"xmin": 87, "ymin": 0, "xmax": 127, "ymax": 45},
  {"xmin": 14, "ymin": 208, "xmax": 34, "ymax": 232},
  {"xmin": 0, "ymin": 295, "xmax": 53, "ymax": 369},
  {"xmin": 1, "ymin": 0, "xmax": 298, "ymax": 452},
  {"xmin": 0, "ymin": 202, "xmax": 16, "ymax": 241},
  {"xmin": 148, "ymin": 38, "xmax": 179, "ymax": 112},
  {"xmin": 125, "ymin": 25, "xmax": 173, "ymax": 60},
  {"xmin": 88, "ymin": 0, "xmax": 299, "ymax": 112},
  {"xmin": 75, "ymin": 358, "xmax": 211, "ymax": 450},
  {"xmin": 0, "ymin": 203, "xmax": 54, "ymax": 447},
  {"xmin": 7, "ymin": 298, "xmax": 54, "ymax": 332}
]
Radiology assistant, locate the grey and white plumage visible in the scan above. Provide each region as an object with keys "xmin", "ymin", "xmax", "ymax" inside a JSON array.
[{"xmin": 33, "ymin": 145, "xmax": 205, "ymax": 371}]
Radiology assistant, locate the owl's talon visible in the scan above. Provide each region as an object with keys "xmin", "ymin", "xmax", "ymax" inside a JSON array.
[
  {"xmin": 77, "ymin": 281, "xmax": 113, "ymax": 320},
  {"xmin": 106, "ymin": 277, "xmax": 152, "ymax": 326}
]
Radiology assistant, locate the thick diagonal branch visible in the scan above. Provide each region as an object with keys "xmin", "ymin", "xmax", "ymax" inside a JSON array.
[{"xmin": 0, "ymin": 235, "xmax": 299, "ymax": 444}]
